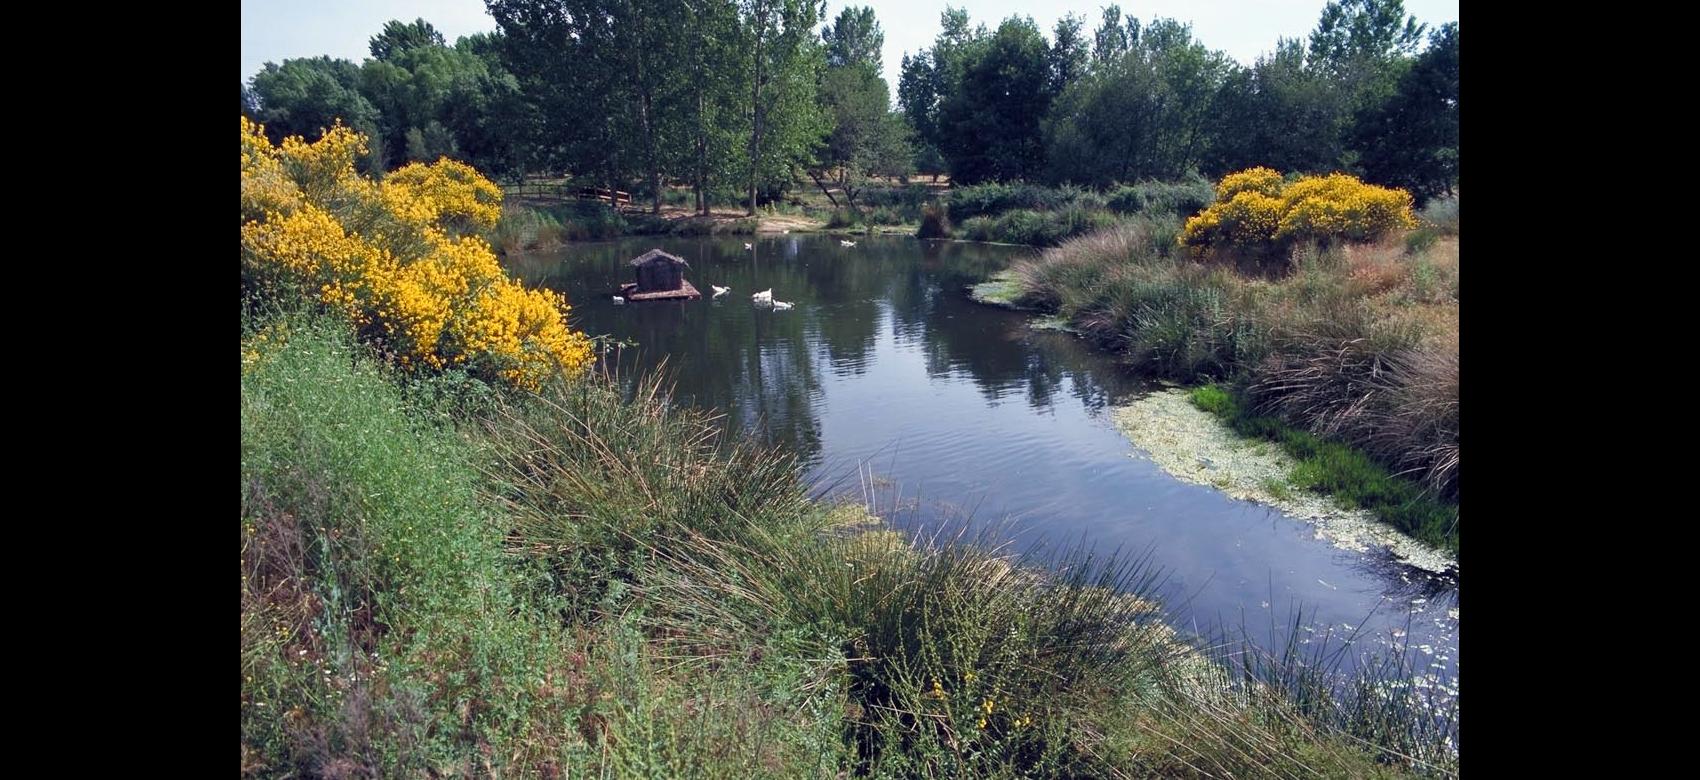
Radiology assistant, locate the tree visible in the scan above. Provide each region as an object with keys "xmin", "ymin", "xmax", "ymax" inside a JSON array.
[
  {"xmin": 1352, "ymin": 22, "xmax": 1457, "ymax": 204},
  {"xmin": 369, "ymin": 18, "xmax": 446, "ymax": 61},
  {"xmin": 242, "ymin": 84, "xmax": 258, "ymax": 118},
  {"xmin": 1308, "ymin": 0, "xmax": 1425, "ymax": 116},
  {"xmin": 809, "ymin": 50, "xmax": 911, "ymax": 213},
  {"xmin": 822, "ymin": 5, "xmax": 882, "ymax": 70},
  {"xmin": 741, "ymin": 0, "xmax": 827, "ymax": 215},
  {"xmin": 405, "ymin": 122, "xmax": 459, "ymax": 161},
  {"xmin": 896, "ymin": 6, "xmax": 984, "ymax": 179},
  {"xmin": 1092, "ymin": 4, "xmax": 1137, "ymax": 64},
  {"xmin": 249, "ymin": 56, "xmax": 382, "ymax": 168},
  {"xmin": 682, "ymin": 0, "xmax": 749, "ymax": 213},
  {"xmin": 897, "ymin": 52, "xmax": 941, "ymax": 163},
  {"xmin": 448, "ymin": 32, "xmax": 538, "ymax": 181},
  {"xmin": 937, "ymin": 16, "xmax": 1053, "ymax": 183},
  {"xmin": 353, "ymin": 34, "xmax": 505, "ymax": 171},
  {"xmin": 1048, "ymin": 13, "xmax": 1088, "ymax": 96},
  {"xmin": 1045, "ymin": 17, "xmax": 1227, "ymax": 184},
  {"xmin": 487, "ymin": 0, "xmax": 696, "ymax": 211},
  {"xmin": 1308, "ymin": 0, "xmax": 1425, "ymax": 78},
  {"xmin": 1204, "ymin": 39, "xmax": 1346, "ymax": 175}
]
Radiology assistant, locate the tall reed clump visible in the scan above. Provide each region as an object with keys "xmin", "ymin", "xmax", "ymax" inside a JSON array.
[
  {"xmin": 241, "ymin": 117, "xmax": 594, "ymax": 390},
  {"xmin": 917, "ymin": 204, "xmax": 952, "ymax": 239},
  {"xmin": 1250, "ymin": 342, "xmax": 1459, "ymax": 503},
  {"xmin": 1008, "ymin": 212, "xmax": 1460, "ymax": 511}
]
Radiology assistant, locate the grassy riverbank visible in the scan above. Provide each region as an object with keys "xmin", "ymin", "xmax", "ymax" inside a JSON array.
[
  {"xmin": 492, "ymin": 179, "xmax": 1223, "ymax": 252},
  {"xmin": 1191, "ymin": 384, "xmax": 1457, "ymax": 555},
  {"xmin": 241, "ymin": 316, "xmax": 1455, "ymax": 777},
  {"xmin": 999, "ymin": 199, "xmax": 1459, "ymax": 547},
  {"xmin": 492, "ymin": 202, "xmax": 760, "ymax": 254}
]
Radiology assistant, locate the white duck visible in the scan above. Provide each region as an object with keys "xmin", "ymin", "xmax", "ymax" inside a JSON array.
[
  {"xmin": 751, "ymin": 288, "xmax": 773, "ymax": 305},
  {"xmin": 840, "ymin": 239, "xmax": 856, "ymax": 247},
  {"xmin": 611, "ymin": 296, "xmax": 625, "ymax": 305},
  {"xmin": 773, "ymin": 301, "xmax": 794, "ymax": 311},
  {"xmin": 711, "ymin": 285, "xmax": 730, "ymax": 297}
]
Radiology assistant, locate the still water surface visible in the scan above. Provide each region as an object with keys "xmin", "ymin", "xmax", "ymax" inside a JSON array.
[{"xmin": 507, "ymin": 235, "xmax": 1457, "ymax": 691}]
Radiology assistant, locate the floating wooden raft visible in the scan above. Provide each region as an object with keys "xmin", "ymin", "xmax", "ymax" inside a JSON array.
[{"xmin": 617, "ymin": 279, "xmax": 701, "ymax": 301}]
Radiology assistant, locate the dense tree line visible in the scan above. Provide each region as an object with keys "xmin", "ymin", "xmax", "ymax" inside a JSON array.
[
  {"xmin": 245, "ymin": 0, "xmax": 1458, "ymax": 210},
  {"xmin": 900, "ymin": 0, "xmax": 1456, "ymax": 202}
]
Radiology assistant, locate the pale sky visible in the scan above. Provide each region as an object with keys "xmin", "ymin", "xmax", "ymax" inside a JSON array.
[{"xmin": 242, "ymin": 0, "xmax": 1460, "ymax": 96}]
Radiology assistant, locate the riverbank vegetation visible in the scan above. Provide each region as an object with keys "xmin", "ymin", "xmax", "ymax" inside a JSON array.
[
  {"xmin": 243, "ymin": 316, "xmax": 1456, "ymax": 776},
  {"xmin": 1190, "ymin": 384, "xmax": 1457, "ymax": 554},
  {"xmin": 1004, "ymin": 167, "xmax": 1458, "ymax": 548},
  {"xmin": 242, "ymin": 121, "xmax": 1458, "ymax": 775}
]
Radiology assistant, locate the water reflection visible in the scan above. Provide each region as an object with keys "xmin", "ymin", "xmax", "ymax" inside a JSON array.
[
  {"xmin": 507, "ymin": 235, "xmax": 1458, "ymax": 679},
  {"xmin": 506, "ymin": 235, "xmax": 1126, "ymax": 469}
]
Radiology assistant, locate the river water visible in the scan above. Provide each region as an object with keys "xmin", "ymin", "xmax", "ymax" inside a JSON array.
[{"xmin": 506, "ymin": 234, "xmax": 1457, "ymax": 698}]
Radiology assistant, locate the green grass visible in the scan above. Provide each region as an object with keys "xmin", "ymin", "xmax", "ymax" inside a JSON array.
[
  {"xmin": 241, "ymin": 317, "xmax": 572, "ymax": 774},
  {"xmin": 1261, "ymin": 476, "xmax": 1295, "ymax": 502},
  {"xmin": 1190, "ymin": 383, "xmax": 1459, "ymax": 553},
  {"xmin": 242, "ymin": 313, "xmax": 1455, "ymax": 777}
]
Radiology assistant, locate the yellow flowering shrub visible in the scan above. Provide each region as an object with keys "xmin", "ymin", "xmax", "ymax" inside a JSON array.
[
  {"xmin": 1273, "ymin": 173, "xmax": 1417, "ymax": 244},
  {"xmin": 383, "ymin": 159, "xmax": 504, "ymax": 234},
  {"xmin": 1182, "ymin": 168, "xmax": 1417, "ymax": 257},
  {"xmin": 1177, "ymin": 190, "xmax": 1284, "ymax": 247},
  {"xmin": 240, "ymin": 117, "xmax": 593, "ymax": 390},
  {"xmin": 1215, "ymin": 166, "xmax": 1284, "ymax": 201}
]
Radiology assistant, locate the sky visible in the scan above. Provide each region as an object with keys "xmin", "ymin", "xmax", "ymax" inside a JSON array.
[{"xmin": 242, "ymin": 0, "xmax": 1460, "ymax": 95}]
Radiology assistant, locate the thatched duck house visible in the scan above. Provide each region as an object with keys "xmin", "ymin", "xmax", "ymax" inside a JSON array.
[{"xmin": 617, "ymin": 249, "xmax": 701, "ymax": 301}]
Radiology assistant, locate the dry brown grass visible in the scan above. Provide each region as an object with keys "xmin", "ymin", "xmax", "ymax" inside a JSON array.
[{"xmin": 1009, "ymin": 226, "xmax": 1459, "ymax": 498}]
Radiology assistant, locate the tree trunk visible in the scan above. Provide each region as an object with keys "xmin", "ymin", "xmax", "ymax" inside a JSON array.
[
  {"xmin": 808, "ymin": 169, "xmax": 840, "ymax": 208},
  {"xmin": 747, "ymin": 5, "xmax": 767, "ymax": 217},
  {"xmin": 635, "ymin": 38, "xmax": 662, "ymax": 215},
  {"xmin": 696, "ymin": 90, "xmax": 708, "ymax": 215}
]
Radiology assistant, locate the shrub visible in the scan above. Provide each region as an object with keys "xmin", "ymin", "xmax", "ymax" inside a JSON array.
[
  {"xmin": 947, "ymin": 182, "xmax": 1102, "ymax": 222},
  {"xmin": 491, "ymin": 205, "xmax": 566, "ymax": 253},
  {"xmin": 959, "ymin": 216, "xmax": 995, "ymax": 241},
  {"xmin": 859, "ymin": 184, "xmax": 933, "ymax": 221},
  {"xmin": 1215, "ymin": 167, "xmax": 1285, "ymax": 200},
  {"xmin": 826, "ymin": 208, "xmax": 860, "ymax": 229},
  {"xmin": 1404, "ymin": 227, "xmax": 1440, "ymax": 255},
  {"xmin": 1180, "ymin": 190, "xmax": 1284, "ymax": 248},
  {"xmin": 1274, "ymin": 174, "xmax": 1417, "ymax": 244},
  {"xmin": 865, "ymin": 206, "xmax": 903, "ymax": 226},
  {"xmin": 1181, "ymin": 169, "xmax": 1417, "ymax": 260},
  {"xmin": 240, "ymin": 117, "xmax": 593, "ymax": 390},
  {"xmin": 1418, "ymin": 196, "xmax": 1459, "ymax": 235},
  {"xmin": 1105, "ymin": 176, "xmax": 1216, "ymax": 217}
]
